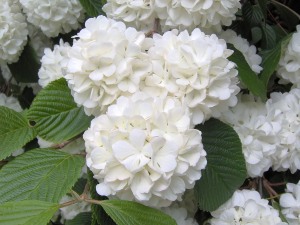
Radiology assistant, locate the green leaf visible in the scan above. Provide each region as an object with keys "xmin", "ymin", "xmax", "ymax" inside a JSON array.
[
  {"xmin": 79, "ymin": 0, "xmax": 106, "ymax": 17},
  {"xmin": 8, "ymin": 43, "xmax": 40, "ymax": 83},
  {"xmin": 195, "ymin": 118, "xmax": 247, "ymax": 212},
  {"xmin": 27, "ymin": 78, "xmax": 92, "ymax": 143},
  {"xmin": 242, "ymin": 3, "xmax": 265, "ymax": 26},
  {"xmin": 65, "ymin": 212, "xmax": 92, "ymax": 225},
  {"xmin": 0, "ymin": 106, "xmax": 36, "ymax": 160},
  {"xmin": 228, "ymin": 44, "xmax": 267, "ymax": 101},
  {"xmin": 257, "ymin": 0, "xmax": 268, "ymax": 18},
  {"xmin": 0, "ymin": 148, "xmax": 85, "ymax": 204},
  {"xmin": 87, "ymin": 169, "xmax": 116, "ymax": 225},
  {"xmin": 260, "ymin": 23, "xmax": 277, "ymax": 49},
  {"xmin": 100, "ymin": 200, "xmax": 176, "ymax": 225},
  {"xmin": 260, "ymin": 33, "xmax": 293, "ymax": 87},
  {"xmin": 0, "ymin": 200, "xmax": 59, "ymax": 225}
]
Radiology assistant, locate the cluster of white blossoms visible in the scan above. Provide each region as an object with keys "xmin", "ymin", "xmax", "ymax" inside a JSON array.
[
  {"xmin": 266, "ymin": 88, "xmax": 300, "ymax": 173},
  {"xmin": 219, "ymin": 29, "xmax": 263, "ymax": 74},
  {"xmin": 209, "ymin": 189, "xmax": 287, "ymax": 225},
  {"xmin": 19, "ymin": 0, "xmax": 84, "ymax": 37},
  {"xmin": 147, "ymin": 29, "xmax": 239, "ymax": 124},
  {"xmin": 277, "ymin": 25, "xmax": 300, "ymax": 87},
  {"xmin": 103, "ymin": 0, "xmax": 241, "ymax": 32},
  {"xmin": 221, "ymin": 87, "xmax": 300, "ymax": 177},
  {"xmin": 65, "ymin": 16, "xmax": 240, "ymax": 124},
  {"xmin": 84, "ymin": 92, "xmax": 207, "ymax": 207},
  {"xmin": 220, "ymin": 94, "xmax": 281, "ymax": 177},
  {"xmin": 65, "ymin": 16, "xmax": 152, "ymax": 116},
  {"xmin": 0, "ymin": 0, "xmax": 28, "ymax": 63},
  {"xmin": 280, "ymin": 181, "xmax": 300, "ymax": 225},
  {"xmin": 38, "ymin": 40, "xmax": 70, "ymax": 87},
  {"xmin": 162, "ymin": 205, "xmax": 198, "ymax": 225}
]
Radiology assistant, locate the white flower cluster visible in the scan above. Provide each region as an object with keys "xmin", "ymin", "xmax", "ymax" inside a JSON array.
[
  {"xmin": 20, "ymin": 0, "xmax": 84, "ymax": 37},
  {"xmin": 220, "ymin": 95, "xmax": 280, "ymax": 177},
  {"xmin": 84, "ymin": 93, "xmax": 207, "ymax": 207},
  {"xmin": 65, "ymin": 16, "xmax": 240, "ymax": 124},
  {"xmin": 209, "ymin": 189, "xmax": 287, "ymax": 225},
  {"xmin": 162, "ymin": 205, "xmax": 198, "ymax": 225},
  {"xmin": 147, "ymin": 29, "xmax": 239, "ymax": 124},
  {"xmin": 266, "ymin": 89, "xmax": 300, "ymax": 173},
  {"xmin": 65, "ymin": 16, "xmax": 152, "ymax": 116},
  {"xmin": 280, "ymin": 181, "xmax": 300, "ymax": 225},
  {"xmin": 0, "ymin": 0, "xmax": 28, "ymax": 63},
  {"xmin": 38, "ymin": 40, "xmax": 70, "ymax": 87},
  {"xmin": 221, "ymin": 87, "xmax": 300, "ymax": 177},
  {"xmin": 219, "ymin": 29, "xmax": 263, "ymax": 74},
  {"xmin": 277, "ymin": 25, "xmax": 300, "ymax": 87},
  {"xmin": 103, "ymin": 0, "xmax": 241, "ymax": 32}
]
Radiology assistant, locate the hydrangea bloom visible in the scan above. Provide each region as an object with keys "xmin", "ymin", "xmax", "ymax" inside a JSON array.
[
  {"xmin": 280, "ymin": 181, "xmax": 300, "ymax": 225},
  {"xmin": 210, "ymin": 189, "xmax": 287, "ymax": 225},
  {"xmin": 0, "ymin": 93, "xmax": 22, "ymax": 112},
  {"xmin": 103, "ymin": 0, "xmax": 241, "ymax": 32},
  {"xmin": 0, "ymin": 0, "xmax": 28, "ymax": 63},
  {"xmin": 162, "ymin": 205, "xmax": 198, "ymax": 225},
  {"xmin": 154, "ymin": 0, "xmax": 241, "ymax": 32},
  {"xmin": 19, "ymin": 0, "xmax": 84, "ymax": 37},
  {"xmin": 277, "ymin": 25, "xmax": 300, "ymax": 87},
  {"xmin": 103, "ymin": 0, "xmax": 156, "ymax": 32},
  {"xmin": 220, "ymin": 94, "xmax": 281, "ymax": 177},
  {"xmin": 219, "ymin": 29, "xmax": 263, "ymax": 74},
  {"xmin": 84, "ymin": 93, "xmax": 207, "ymax": 207},
  {"xmin": 38, "ymin": 40, "xmax": 70, "ymax": 87},
  {"xmin": 266, "ymin": 89, "xmax": 300, "ymax": 173},
  {"xmin": 146, "ymin": 29, "xmax": 239, "ymax": 125},
  {"xmin": 65, "ymin": 16, "xmax": 152, "ymax": 116}
]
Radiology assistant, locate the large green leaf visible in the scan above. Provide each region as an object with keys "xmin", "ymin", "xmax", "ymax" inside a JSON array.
[
  {"xmin": 79, "ymin": 0, "xmax": 106, "ymax": 17},
  {"xmin": 100, "ymin": 200, "xmax": 176, "ymax": 225},
  {"xmin": 0, "ymin": 200, "xmax": 59, "ymax": 225},
  {"xmin": 0, "ymin": 148, "xmax": 85, "ymax": 204},
  {"xmin": 27, "ymin": 78, "xmax": 92, "ymax": 143},
  {"xmin": 0, "ymin": 106, "xmax": 36, "ymax": 160},
  {"xmin": 195, "ymin": 118, "xmax": 247, "ymax": 212},
  {"xmin": 260, "ymin": 33, "xmax": 293, "ymax": 87},
  {"xmin": 228, "ymin": 44, "xmax": 267, "ymax": 101},
  {"xmin": 242, "ymin": 2, "xmax": 265, "ymax": 26},
  {"xmin": 260, "ymin": 23, "xmax": 277, "ymax": 49}
]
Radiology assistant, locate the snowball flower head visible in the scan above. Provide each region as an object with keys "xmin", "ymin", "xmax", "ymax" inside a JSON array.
[
  {"xmin": 280, "ymin": 181, "xmax": 300, "ymax": 225},
  {"xmin": 162, "ymin": 205, "xmax": 198, "ymax": 225},
  {"xmin": 65, "ymin": 16, "xmax": 152, "ymax": 116},
  {"xmin": 103, "ymin": 0, "xmax": 241, "ymax": 32},
  {"xmin": 146, "ymin": 29, "xmax": 239, "ymax": 125},
  {"xmin": 266, "ymin": 88, "xmax": 300, "ymax": 173},
  {"xmin": 103, "ymin": 0, "xmax": 156, "ymax": 32},
  {"xmin": 219, "ymin": 29, "xmax": 262, "ymax": 74},
  {"xmin": 19, "ymin": 0, "xmax": 84, "ymax": 37},
  {"xmin": 38, "ymin": 40, "xmax": 70, "ymax": 87},
  {"xmin": 0, "ymin": 0, "xmax": 28, "ymax": 63},
  {"xmin": 84, "ymin": 93, "xmax": 207, "ymax": 207},
  {"xmin": 277, "ymin": 25, "xmax": 300, "ymax": 87},
  {"xmin": 0, "ymin": 93, "xmax": 22, "ymax": 112},
  {"xmin": 210, "ymin": 189, "xmax": 287, "ymax": 225},
  {"xmin": 220, "ymin": 94, "xmax": 281, "ymax": 177}
]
